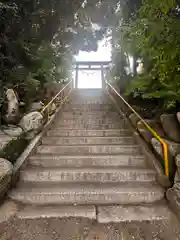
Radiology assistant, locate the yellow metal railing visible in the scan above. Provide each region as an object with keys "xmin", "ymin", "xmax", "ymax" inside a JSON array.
[
  {"xmin": 106, "ymin": 81, "xmax": 169, "ymax": 178},
  {"xmin": 40, "ymin": 80, "xmax": 73, "ymax": 118}
]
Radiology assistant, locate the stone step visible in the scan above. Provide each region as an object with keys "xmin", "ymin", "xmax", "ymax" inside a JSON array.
[
  {"xmin": 70, "ymin": 90, "xmax": 107, "ymax": 99},
  {"xmin": 20, "ymin": 167, "xmax": 156, "ymax": 183},
  {"xmin": 97, "ymin": 203, "xmax": 172, "ymax": 223},
  {"xmin": 68, "ymin": 94, "xmax": 111, "ymax": 104},
  {"xmin": 58, "ymin": 112, "xmax": 122, "ymax": 118},
  {"xmin": 53, "ymin": 123, "xmax": 127, "ymax": 130},
  {"xmin": 55, "ymin": 118, "xmax": 127, "ymax": 125},
  {"xmin": 62, "ymin": 108, "xmax": 118, "ymax": 112},
  {"xmin": 57, "ymin": 116, "xmax": 124, "ymax": 122},
  {"xmin": 28, "ymin": 154, "xmax": 147, "ymax": 168},
  {"xmin": 9, "ymin": 182, "xmax": 164, "ymax": 205},
  {"xmin": 64, "ymin": 103, "xmax": 115, "ymax": 109},
  {"xmin": 68, "ymin": 98, "xmax": 112, "ymax": 104},
  {"xmin": 17, "ymin": 205, "xmax": 96, "ymax": 219},
  {"xmin": 63, "ymin": 107, "xmax": 117, "ymax": 113},
  {"xmin": 16, "ymin": 204, "xmax": 172, "ymax": 222},
  {"xmin": 46, "ymin": 129, "xmax": 132, "ymax": 137},
  {"xmin": 36, "ymin": 144, "xmax": 142, "ymax": 155},
  {"xmin": 42, "ymin": 136, "xmax": 136, "ymax": 145},
  {"xmin": 17, "ymin": 203, "xmax": 173, "ymax": 223}
]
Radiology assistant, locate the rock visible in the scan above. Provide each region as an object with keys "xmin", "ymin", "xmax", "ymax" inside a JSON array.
[
  {"xmin": 151, "ymin": 138, "xmax": 163, "ymax": 157},
  {"xmin": 175, "ymin": 155, "xmax": 180, "ymax": 177},
  {"xmin": 19, "ymin": 111, "xmax": 43, "ymax": 133},
  {"xmin": 25, "ymin": 130, "xmax": 39, "ymax": 140},
  {"xmin": 0, "ymin": 158, "xmax": 13, "ymax": 198},
  {"xmin": 177, "ymin": 112, "xmax": 180, "ymax": 124},
  {"xmin": 160, "ymin": 114, "xmax": 180, "ymax": 142},
  {"xmin": 137, "ymin": 62, "xmax": 145, "ymax": 75},
  {"xmin": 2, "ymin": 125, "xmax": 23, "ymax": 137},
  {"xmin": 151, "ymin": 138, "xmax": 177, "ymax": 178},
  {"xmin": 4, "ymin": 89, "xmax": 20, "ymax": 124},
  {"xmin": 151, "ymin": 138, "xmax": 180, "ymax": 157},
  {"xmin": 176, "ymin": 154, "xmax": 180, "ymax": 168},
  {"xmin": 129, "ymin": 113, "xmax": 139, "ymax": 128},
  {"xmin": 166, "ymin": 187, "xmax": 180, "ymax": 220},
  {"xmin": 137, "ymin": 119, "xmax": 165, "ymax": 143},
  {"xmin": 174, "ymin": 171, "xmax": 180, "ymax": 184},
  {"xmin": 158, "ymin": 138, "xmax": 180, "ymax": 157},
  {"xmin": 48, "ymin": 103, "xmax": 56, "ymax": 115},
  {"xmin": 30, "ymin": 102, "xmax": 44, "ymax": 112},
  {"xmin": 0, "ymin": 132, "xmax": 13, "ymax": 152},
  {"xmin": 19, "ymin": 102, "xmax": 25, "ymax": 107}
]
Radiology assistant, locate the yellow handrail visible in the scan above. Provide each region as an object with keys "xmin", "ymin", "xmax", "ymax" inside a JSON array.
[
  {"xmin": 106, "ymin": 81, "xmax": 169, "ymax": 177},
  {"xmin": 40, "ymin": 80, "xmax": 73, "ymax": 114}
]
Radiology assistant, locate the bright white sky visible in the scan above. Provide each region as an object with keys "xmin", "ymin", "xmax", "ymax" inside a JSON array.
[{"xmin": 74, "ymin": 38, "xmax": 111, "ymax": 88}]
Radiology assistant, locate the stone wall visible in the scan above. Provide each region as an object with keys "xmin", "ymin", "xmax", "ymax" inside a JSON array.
[{"xmin": 128, "ymin": 111, "xmax": 180, "ymax": 217}]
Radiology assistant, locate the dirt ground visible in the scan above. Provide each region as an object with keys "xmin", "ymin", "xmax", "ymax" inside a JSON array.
[{"xmin": 1, "ymin": 216, "xmax": 180, "ymax": 240}]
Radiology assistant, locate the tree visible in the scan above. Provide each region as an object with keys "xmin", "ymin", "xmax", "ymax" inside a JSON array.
[
  {"xmin": 123, "ymin": 0, "xmax": 180, "ymax": 109},
  {"xmin": 0, "ymin": 0, "xmax": 108, "ymax": 106}
]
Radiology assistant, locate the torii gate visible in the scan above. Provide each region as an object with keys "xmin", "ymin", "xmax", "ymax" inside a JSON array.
[{"xmin": 73, "ymin": 61, "xmax": 111, "ymax": 88}]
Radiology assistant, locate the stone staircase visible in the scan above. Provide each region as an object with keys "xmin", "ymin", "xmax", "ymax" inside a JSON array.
[{"xmin": 8, "ymin": 89, "xmax": 171, "ymax": 222}]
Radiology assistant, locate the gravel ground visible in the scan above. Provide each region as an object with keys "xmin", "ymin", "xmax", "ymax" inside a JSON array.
[{"xmin": 1, "ymin": 216, "xmax": 180, "ymax": 240}]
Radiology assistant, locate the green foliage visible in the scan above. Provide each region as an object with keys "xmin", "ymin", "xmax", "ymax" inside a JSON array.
[
  {"xmin": 111, "ymin": 0, "xmax": 180, "ymax": 111},
  {"xmin": 0, "ymin": 0, "xmax": 108, "ymax": 107}
]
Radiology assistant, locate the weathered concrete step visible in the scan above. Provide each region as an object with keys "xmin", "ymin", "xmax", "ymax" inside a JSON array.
[
  {"xmin": 28, "ymin": 154, "xmax": 147, "ymax": 168},
  {"xmin": 63, "ymin": 109, "xmax": 117, "ymax": 114},
  {"xmin": 17, "ymin": 203, "xmax": 173, "ymax": 223},
  {"xmin": 9, "ymin": 183, "xmax": 164, "ymax": 205},
  {"xmin": 53, "ymin": 123, "xmax": 127, "ymax": 130},
  {"xmin": 20, "ymin": 168, "xmax": 156, "ymax": 183},
  {"xmin": 55, "ymin": 118, "xmax": 127, "ymax": 125},
  {"xmin": 63, "ymin": 108, "xmax": 117, "ymax": 113},
  {"xmin": 67, "ymin": 97, "xmax": 112, "ymax": 104},
  {"xmin": 62, "ymin": 107, "xmax": 118, "ymax": 112},
  {"xmin": 97, "ymin": 203, "xmax": 172, "ymax": 223},
  {"xmin": 69, "ymin": 100, "xmax": 112, "ymax": 104},
  {"xmin": 46, "ymin": 129, "xmax": 132, "ymax": 137},
  {"xmin": 36, "ymin": 144, "xmax": 142, "ymax": 155},
  {"xmin": 42, "ymin": 136, "xmax": 135, "ymax": 145},
  {"xmin": 64, "ymin": 103, "xmax": 115, "ymax": 109},
  {"xmin": 17, "ymin": 205, "xmax": 96, "ymax": 219},
  {"xmin": 58, "ymin": 112, "xmax": 122, "ymax": 118}
]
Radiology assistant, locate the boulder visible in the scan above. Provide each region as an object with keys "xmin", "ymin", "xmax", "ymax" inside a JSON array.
[
  {"xmin": 166, "ymin": 187, "xmax": 180, "ymax": 220},
  {"xmin": 151, "ymin": 138, "xmax": 177, "ymax": 178},
  {"xmin": 25, "ymin": 130, "xmax": 39, "ymax": 140},
  {"xmin": 137, "ymin": 119, "xmax": 165, "ymax": 143},
  {"xmin": 174, "ymin": 171, "xmax": 180, "ymax": 184},
  {"xmin": 129, "ymin": 113, "xmax": 139, "ymax": 128},
  {"xmin": 2, "ymin": 125, "xmax": 23, "ymax": 137},
  {"xmin": 151, "ymin": 138, "xmax": 180, "ymax": 157},
  {"xmin": 19, "ymin": 102, "xmax": 25, "ymax": 107},
  {"xmin": 48, "ymin": 103, "xmax": 56, "ymax": 116},
  {"xmin": 176, "ymin": 154, "xmax": 180, "ymax": 168},
  {"xmin": 175, "ymin": 154, "xmax": 180, "ymax": 177},
  {"xmin": 176, "ymin": 112, "xmax": 180, "ymax": 125},
  {"xmin": 0, "ymin": 158, "xmax": 13, "ymax": 198},
  {"xmin": 4, "ymin": 89, "xmax": 20, "ymax": 124},
  {"xmin": 160, "ymin": 114, "xmax": 180, "ymax": 142},
  {"xmin": 30, "ymin": 102, "xmax": 44, "ymax": 112},
  {"xmin": 19, "ymin": 111, "xmax": 43, "ymax": 133},
  {"xmin": 0, "ymin": 132, "xmax": 13, "ymax": 152}
]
